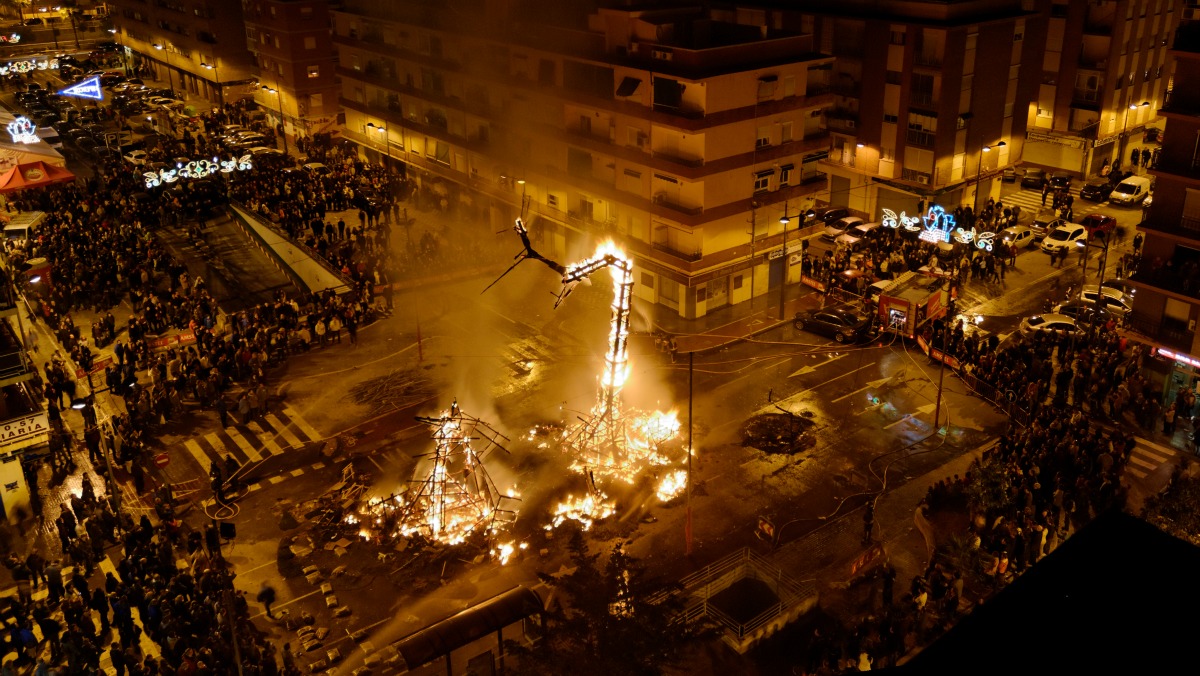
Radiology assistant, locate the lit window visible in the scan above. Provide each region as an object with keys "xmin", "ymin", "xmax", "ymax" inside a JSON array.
[{"xmin": 307, "ymin": 65, "xmax": 320, "ymax": 78}]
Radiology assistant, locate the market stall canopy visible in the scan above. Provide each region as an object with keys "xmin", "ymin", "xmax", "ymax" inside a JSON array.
[
  {"xmin": 0, "ymin": 161, "xmax": 75, "ymax": 193},
  {"xmin": 0, "ymin": 113, "xmax": 66, "ymax": 172}
]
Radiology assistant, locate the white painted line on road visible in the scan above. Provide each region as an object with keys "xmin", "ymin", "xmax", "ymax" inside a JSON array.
[
  {"xmin": 883, "ymin": 414, "xmax": 915, "ymax": 430},
  {"xmin": 1127, "ymin": 467, "xmax": 1148, "ymax": 479},
  {"xmin": 247, "ymin": 419, "xmax": 285, "ymax": 456},
  {"xmin": 184, "ymin": 439, "xmax": 212, "ymax": 469},
  {"xmin": 227, "ymin": 426, "xmax": 264, "ymax": 463},
  {"xmin": 269, "ymin": 475, "xmax": 285, "ymax": 484},
  {"xmin": 1129, "ymin": 455, "xmax": 1158, "ymax": 470},
  {"xmin": 312, "ymin": 461, "xmax": 326, "ymax": 470},
  {"xmin": 832, "ymin": 383, "xmax": 874, "ymax": 404},
  {"xmin": 248, "ymin": 483, "xmax": 263, "ymax": 492},
  {"xmin": 267, "ymin": 412, "xmax": 306, "ymax": 448},
  {"xmin": 290, "ymin": 468, "xmax": 305, "ymax": 477},
  {"xmin": 285, "ymin": 405, "xmax": 323, "ymax": 440},
  {"xmin": 792, "ymin": 363, "xmax": 875, "ymax": 399},
  {"xmin": 248, "ymin": 588, "xmax": 323, "ymax": 620},
  {"xmin": 1137, "ymin": 437, "xmax": 1178, "ymax": 457},
  {"xmin": 789, "ymin": 352, "xmax": 848, "ymax": 378}
]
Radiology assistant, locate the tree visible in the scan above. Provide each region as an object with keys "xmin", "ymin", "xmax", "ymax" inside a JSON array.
[
  {"xmin": 505, "ymin": 529, "xmax": 711, "ymax": 676},
  {"xmin": 964, "ymin": 457, "xmax": 1012, "ymax": 522}
]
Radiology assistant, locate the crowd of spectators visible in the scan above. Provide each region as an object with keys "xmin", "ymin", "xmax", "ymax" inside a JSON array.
[{"xmin": 1, "ymin": 486, "xmax": 292, "ymax": 674}]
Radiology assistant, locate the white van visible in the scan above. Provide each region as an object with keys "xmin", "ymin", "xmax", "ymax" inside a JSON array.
[
  {"xmin": 2, "ymin": 211, "xmax": 47, "ymax": 244},
  {"xmin": 1109, "ymin": 175, "xmax": 1152, "ymax": 206}
]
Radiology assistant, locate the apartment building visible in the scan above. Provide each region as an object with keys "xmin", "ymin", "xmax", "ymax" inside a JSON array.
[
  {"xmin": 243, "ymin": 0, "xmax": 342, "ymax": 141},
  {"xmin": 1023, "ymin": 0, "xmax": 1176, "ymax": 177},
  {"xmin": 1129, "ymin": 17, "xmax": 1200, "ymax": 405},
  {"xmin": 0, "ymin": 269, "xmax": 47, "ymax": 523},
  {"xmin": 332, "ymin": 0, "xmax": 835, "ymax": 319},
  {"xmin": 762, "ymin": 0, "xmax": 1040, "ymax": 220},
  {"xmin": 108, "ymin": 0, "xmax": 255, "ymax": 104}
]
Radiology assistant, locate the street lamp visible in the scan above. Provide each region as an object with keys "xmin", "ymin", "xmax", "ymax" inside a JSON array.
[
  {"xmin": 366, "ymin": 121, "xmax": 389, "ymax": 168},
  {"xmin": 201, "ymin": 61, "xmax": 222, "ymax": 104},
  {"xmin": 777, "ymin": 201, "xmax": 816, "ymax": 320},
  {"xmin": 973, "ymin": 141, "xmax": 1007, "ymax": 213},
  {"xmin": 153, "ymin": 43, "xmax": 176, "ymax": 92},
  {"xmin": 261, "ymin": 85, "xmax": 289, "ymax": 155},
  {"xmin": 1119, "ymin": 101, "xmax": 1151, "ymax": 171}
]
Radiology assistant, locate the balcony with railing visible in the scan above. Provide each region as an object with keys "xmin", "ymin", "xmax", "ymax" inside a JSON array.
[
  {"xmin": 905, "ymin": 128, "xmax": 936, "ymax": 148},
  {"xmin": 0, "ymin": 318, "xmax": 35, "ymax": 388},
  {"xmin": 1125, "ymin": 312, "xmax": 1196, "ymax": 354},
  {"xmin": 1132, "ymin": 252, "xmax": 1200, "ymax": 303},
  {"xmin": 1071, "ymin": 88, "xmax": 1102, "ymax": 110},
  {"xmin": 910, "ymin": 90, "xmax": 936, "ymax": 107}
]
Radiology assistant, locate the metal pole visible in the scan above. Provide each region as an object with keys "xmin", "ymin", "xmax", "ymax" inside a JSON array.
[
  {"xmin": 777, "ymin": 212, "xmax": 788, "ymax": 320},
  {"xmin": 276, "ymin": 89, "xmax": 288, "ymax": 155},
  {"xmin": 748, "ymin": 207, "xmax": 757, "ymax": 309},
  {"xmin": 932, "ymin": 280, "xmax": 949, "ymax": 434},
  {"xmin": 973, "ymin": 148, "xmax": 983, "ymax": 214},
  {"xmin": 686, "ymin": 351, "xmax": 693, "ymax": 557}
]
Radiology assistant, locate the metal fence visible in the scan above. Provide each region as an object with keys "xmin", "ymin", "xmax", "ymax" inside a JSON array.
[{"xmin": 667, "ymin": 547, "xmax": 817, "ymax": 645}]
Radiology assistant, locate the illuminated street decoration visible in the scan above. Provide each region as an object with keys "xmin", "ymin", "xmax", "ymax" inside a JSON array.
[
  {"xmin": 881, "ymin": 208, "xmax": 923, "ymax": 232},
  {"xmin": 0, "ymin": 59, "xmax": 58, "ymax": 75},
  {"xmin": 883, "ymin": 206, "xmax": 998, "ymax": 250},
  {"xmin": 6, "ymin": 117, "xmax": 39, "ymax": 144},
  {"xmin": 489, "ymin": 218, "xmax": 688, "ymax": 527},
  {"xmin": 0, "ymin": 34, "xmax": 20, "ymax": 43},
  {"xmin": 59, "ymin": 76, "xmax": 103, "ymax": 101},
  {"xmin": 143, "ymin": 155, "xmax": 252, "ymax": 188}
]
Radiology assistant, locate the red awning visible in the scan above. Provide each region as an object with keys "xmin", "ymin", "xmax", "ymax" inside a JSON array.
[{"xmin": 0, "ymin": 161, "xmax": 75, "ymax": 193}]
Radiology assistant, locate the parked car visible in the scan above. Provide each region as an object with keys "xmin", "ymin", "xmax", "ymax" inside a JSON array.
[
  {"xmin": 123, "ymin": 149, "xmax": 149, "ymax": 166},
  {"xmin": 835, "ymin": 222, "xmax": 884, "ymax": 252},
  {"xmin": 998, "ymin": 225, "xmax": 1035, "ymax": 249},
  {"xmin": 1021, "ymin": 168, "xmax": 1047, "ymax": 189},
  {"xmin": 1080, "ymin": 178, "xmax": 1116, "ymax": 202},
  {"xmin": 1053, "ymin": 300, "xmax": 1110, "ymax": 324},
  {"xmin": 1080, "ymin": 214, "xmax": 1117, "ymax": 238},
  {"xmin": 793, "ymin": 308, "xmax": 872, "ymax": 343},
  {"xmin": 1079, "ymin": 285, "xmax": 1133, "ymax": 317},
  {"xmin": 1101, "ymin": 279, "xmax": 1138, "ymax": 297},
  {"xmin": 1040, "ymin": 223, "xmax": 1087, "ymax": 254},
  {"xmin": 822, "ymin": 216, "xmax": 864, "ymax": 241},
  {"xmin": 1020, "ymin": 313, "xmax": 1080, "ymax": 336},
  {"xmin": 817, "ymin": 206, "xmax": 851, "ymax": 224},
  {"xmin": 1002, "ymin": 166, "xmax": 1018, "ymax": 183},
  {"xmin": 1048, "ymin": 171, "xmax": 1073, "ymax": 190}
]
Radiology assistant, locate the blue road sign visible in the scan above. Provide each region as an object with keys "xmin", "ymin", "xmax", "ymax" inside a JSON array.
[{"xmin": 58, "ymin": 76, "xmax": 103, "ymax": 101}]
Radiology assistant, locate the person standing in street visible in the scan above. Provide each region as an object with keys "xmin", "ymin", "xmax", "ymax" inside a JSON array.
[
  {"xmin": 215, "ymin": 395, "xmax": 229, "ymax": 427},
  {"xmin": 257, "ymin": 581, "xmax": 278, "ymax": 619}
]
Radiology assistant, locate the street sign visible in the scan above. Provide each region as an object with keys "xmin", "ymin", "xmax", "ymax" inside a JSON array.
[
  {"xmin": 59, "ymin": 76, "xmax": 104, "ymax": 101},
  {"xmin": 154, "ymin": 453, "xmax": 170, "ymax": 468}
]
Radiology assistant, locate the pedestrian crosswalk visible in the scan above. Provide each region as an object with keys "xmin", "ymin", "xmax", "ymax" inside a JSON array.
[
  {"xmin": 501, "ymin": 327, "xmax": 592, "ymax": 376},
  {"xmin": 181, "ymin": 404, "xmax": 322, "ymax": 473},
  {"xmin": 998, "ymin": 186, "xmax": 1103, "ymax": 220},
  {"xmin": 1124, "ymin": 436, "xmax": 1179, "ymax": 480}
]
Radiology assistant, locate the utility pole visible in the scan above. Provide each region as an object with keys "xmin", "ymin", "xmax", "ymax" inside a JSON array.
[{"xmin": 685, "ymin": 351, "xmax": 693, "ymax": 557}]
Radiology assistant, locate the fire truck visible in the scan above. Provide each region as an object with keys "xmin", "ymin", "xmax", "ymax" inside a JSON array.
[{"xmin": 875, "ymin": 271, "xmax": 952, "ymax": 339}]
